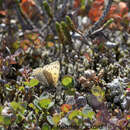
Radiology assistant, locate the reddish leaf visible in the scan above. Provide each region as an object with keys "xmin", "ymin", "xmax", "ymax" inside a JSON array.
[
  {"xmin": 61, "ymin": 104, "xmax": 72, "ymax": 113},
  {"xmin": 127, "ymin": 115, "xmax": 130, "ymax": 120},
  {"xmin": 20, "ymin": 39, "xmax": 32, "ymax": 51},
  {"xmin": 5, "ymin": 56, "xmax": 16, "ymax": 65},
  {"xmin": 84, "ymin": 53, "xmax": 91, "ymax": 62},
  {"xmin": 88, "ymin": 0, "xmax": 128, "ymax": 25},
  {"xmin": 47, "ymin": 41, "xmax": 54, "ymax": 48},
  {"xmin": 118, "ymin": 2, "xmax": 128, "ymax": 16},
  {"xmin": 0, "ymin": 10, "xmax": 7, "ymax": 16},
  {"xmin": 88, "ymin": 3, "xmax": 103, "ymax": 22},
  {"xmin": 74, "ymin": 0, "xmax": 80, "ymax": 8},
  {"xmin": 94, "ymin": 111, "xmax": 104, "ymax": 127},
  {"xmin": 92, "ymin": 0, "xmax": 104, "ymax": 8},
  {"xmin": 20, "ymin": 0, "xmax": 37, "ymax": 19},
  {"xmin": 96, "ymin": 111, "xmax": 102, "ymax": 118},
  {"xmin": 126, "ymin": 88, "xmax": 130, "ymax": 93},
  {"xmin": 34, "ymin": 38, "xmax": 43, "ymax": 48}
]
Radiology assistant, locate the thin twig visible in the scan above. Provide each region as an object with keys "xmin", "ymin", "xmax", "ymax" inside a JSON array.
[
  {"xmin": 40, "ymin": 19, "xmax": 51, "ymax": 32},
  {"xmin": 14, "ymin": 3, "xmax": 32, "ymax": 30},
  {"xmin": 35, "ymin": 0, "xmax": 48, "ymax": 22},
  {"xmin": 15, "ymin": 2, "xmax": 45, "ymax": 39},
  {"xmin": 86, "ymin": 0, "xmax": 113, "ymax": 36}
]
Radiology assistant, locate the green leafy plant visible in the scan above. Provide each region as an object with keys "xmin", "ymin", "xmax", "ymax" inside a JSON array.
[
  {"xmin": 91, "ymin": 86, "xmax": 105, "ymax": 102},
  {"xmin": 43, "ymin": 1, "xmax": 53, "ymax": 18},
  {"xmin": 61, "ymin": 75, "xmax": 74, "ymax": 88},
  {"xmin": 65, "ymin": 16, "xmax": 76, "ymax": 32},
  {"xmin": 23, "ymin": 78, "xmax": 39, "ymax": 87},
  {"xmin": 38, "ymin": 98, "xmax": 54, "ymax": 109},
  {"xmin": 55, "ymin": 21, "xmax": 65, "ymax": 43}
]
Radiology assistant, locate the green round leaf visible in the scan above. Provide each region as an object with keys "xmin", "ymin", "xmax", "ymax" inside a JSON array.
[
  {"xmin": 24, "ymin": 79, "xmax": 39, "ymax": 87},
  {"xmin": 39, "ymin": 98, "xmax": 52, "ymax": 109},
  {"xmin": 91, "ymin": 86, "xmax": 105, "ymax": 102},
  {"xmin": 61, "ymin": 75, "xmax": 74, "ymax": 88}
]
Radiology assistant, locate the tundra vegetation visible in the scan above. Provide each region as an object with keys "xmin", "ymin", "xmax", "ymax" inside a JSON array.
[{"xmin": 0, "ymin": 0, "xmax": 129, "ymax": 129}]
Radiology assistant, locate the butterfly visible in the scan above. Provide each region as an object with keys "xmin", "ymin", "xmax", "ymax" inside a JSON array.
[{"xmin": 32, "ymin": 61, "xmax": 60, "ymax": 86}]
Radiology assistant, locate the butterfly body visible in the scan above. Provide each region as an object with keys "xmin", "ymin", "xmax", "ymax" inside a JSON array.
[
  {"xmin": 43, "ymin": 61, "xmax": 60, "ymax": 86},
  {"xmin": 32, "ymin": 61, "xmax": 60, "ymax": 86}
]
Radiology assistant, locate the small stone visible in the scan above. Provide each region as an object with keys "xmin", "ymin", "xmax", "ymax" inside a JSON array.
[
  {"xmin": 60, "ymin": 117, "xmax": 70, "ymax": 126},
  {"xmin": 84, "ymin": 69, "xmax": 96, "ymax": 79},
  {"xmin": 82, "ymin": 17, "xmax": 89, "ymax": 25},
  {"xmin": 113, "ymin": 96, "xmax": 120, "ymax": 104},
  {"xmin": 66, "ymin": 96, "xmax": 75, "ymax": 105},
  {"xmin": 76, "ymin": 96, "xmax": 87, "ymax": 108},
  {"xmin": 18, "ymin": 31, "xmax": 24, "ymax": 37},
  {"xmin": 87, "ymin": 94, "xmax": 103, "ymax": 110},
  {"xmin": 10, "ymin": 19, "xmax": 16, "ymax": 24},
  {"xmin": 105, "ymin": 41, "xmax": 118, "ymax": 48},
  {"xmin": 121, "ymin": 98, "xmax": 127, "ymax": 109},
  {"xmin": 0, "ymin": 23, "xmax": 6, "ymax": 27},
  {"xmin": 74, "ymin": 54, "xmax": 78, "ymax": 60}
]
